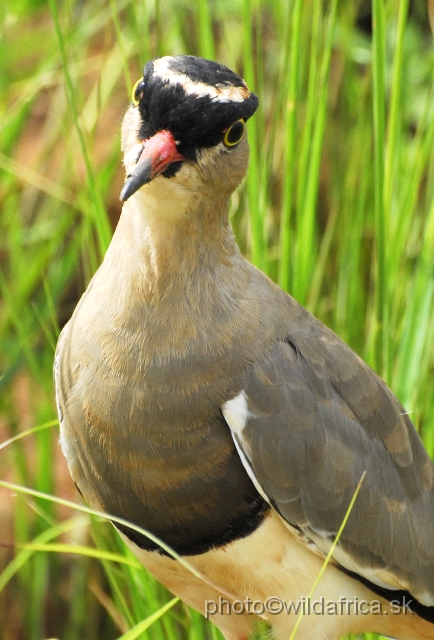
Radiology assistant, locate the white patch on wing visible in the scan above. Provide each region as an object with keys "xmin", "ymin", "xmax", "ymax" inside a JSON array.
[
  {"xmin": 222, "ymin": 392, "xmax": 270, "ymax": 503},
  {"xmin": 222, "ymin": 391, "xmax": 249, "ymax": 434},
  {"xmin": 153, "ymin": 57, "xmax": 250, "ymax": 103}
]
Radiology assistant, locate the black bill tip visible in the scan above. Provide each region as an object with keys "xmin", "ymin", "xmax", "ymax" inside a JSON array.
[
  {"xmin": 120, "ymin": 175, "xmax": 143, "ymax": 202},
  {"xmin": 119, "ymin": 162, "xmax": 153, "ymax": 201}
]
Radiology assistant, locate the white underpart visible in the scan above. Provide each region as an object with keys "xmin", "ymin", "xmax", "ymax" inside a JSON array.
[
  {"xmin": 153, "ymin": 56, "xmax": 250, "ymax": 103},
  {"xmin": 121, "ymin": 509, "xmax": 433, "ymax": 640}
]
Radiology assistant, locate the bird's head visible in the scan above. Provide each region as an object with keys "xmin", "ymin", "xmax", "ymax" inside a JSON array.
[{"xmin": 120, "ymin": 55, "xmax": 258, "ymax": 203}]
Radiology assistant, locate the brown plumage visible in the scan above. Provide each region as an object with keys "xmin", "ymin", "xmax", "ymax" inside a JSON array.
[{"xmin": 55, "ymin": 55, "xmax": 434, "ymax": 639}]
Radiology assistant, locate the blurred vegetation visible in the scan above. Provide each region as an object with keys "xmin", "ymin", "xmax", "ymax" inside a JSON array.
[{"xmin": 1, "ymin": 0, "xmax": 434, "ymax": 639}]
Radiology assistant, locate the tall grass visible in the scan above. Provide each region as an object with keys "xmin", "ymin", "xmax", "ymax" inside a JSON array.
[{"xmin": 1, "ymin": 1, "xmax": 434, "ymax": 639}]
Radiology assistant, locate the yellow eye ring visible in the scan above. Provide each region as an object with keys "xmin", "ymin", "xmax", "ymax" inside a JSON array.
[
  {"xmin": 131, "ymin": 78, "xmax": 145, "ymax": 106},
  {"xmin": 223, "ymin": 119, "xmax": 246, "ymax": 148}
]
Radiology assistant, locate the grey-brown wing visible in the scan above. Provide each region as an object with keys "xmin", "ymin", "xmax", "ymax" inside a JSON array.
[{"xmin": 222, "ymin": 314, "xmax": 434, "ymax": 606}]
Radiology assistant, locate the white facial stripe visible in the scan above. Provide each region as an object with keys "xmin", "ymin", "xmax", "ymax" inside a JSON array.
[{"xmin": 153, "ymin": 57, "xmax": 250, "ymax": 103}]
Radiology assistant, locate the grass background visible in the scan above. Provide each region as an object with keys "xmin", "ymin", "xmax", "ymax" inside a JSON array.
[{"xmin": 1, "ymin": 0, "xmax": 434, "ymax": 638}]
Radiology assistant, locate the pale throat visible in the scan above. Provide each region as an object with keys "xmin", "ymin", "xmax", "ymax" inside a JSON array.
[{"xmin": 111, "ymin": 178, "xmax": 239, "ymax": 295}]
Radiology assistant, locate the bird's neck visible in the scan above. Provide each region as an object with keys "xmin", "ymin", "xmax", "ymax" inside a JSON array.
[{"xmin": 104, "ymin": 180, "xmax": 244, "ymax": 301}]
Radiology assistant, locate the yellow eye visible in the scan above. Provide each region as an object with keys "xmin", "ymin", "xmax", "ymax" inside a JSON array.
[
  {"xmin": 223, "ymin": 119, "xmax": 246, "ymax": 148},
  {"xmin": 131, "ymin": 78, "xmax": 145, "ymax": 106}
]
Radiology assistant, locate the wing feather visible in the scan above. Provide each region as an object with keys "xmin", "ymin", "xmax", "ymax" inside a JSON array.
[{"xmin": 222, "ymin": 312, "xmax": 434, "ymax": 606}]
